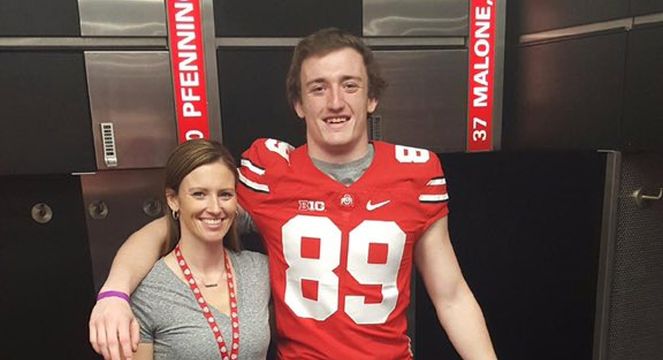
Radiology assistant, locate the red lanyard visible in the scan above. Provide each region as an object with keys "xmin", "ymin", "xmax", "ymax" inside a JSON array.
[{"xmin": 174, "ymin": 244, "xmax": 240, "ymax": 360}]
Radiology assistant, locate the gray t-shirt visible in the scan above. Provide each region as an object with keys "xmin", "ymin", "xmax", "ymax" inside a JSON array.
[
  {"xmin": 312, "ymin": 143, "xmax": 374, "ymax": 186},
  {"xmin": 131, "ymin": 250, "xmax": 270, "ymax": 360}
]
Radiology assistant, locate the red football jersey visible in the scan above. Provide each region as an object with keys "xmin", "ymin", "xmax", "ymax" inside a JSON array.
[{"xmin": 238, "ymin": 138, "xmax": 449, "ymax": 359}]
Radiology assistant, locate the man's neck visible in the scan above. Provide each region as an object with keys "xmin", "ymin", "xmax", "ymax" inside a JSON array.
[
  {"xmin": 307, "ymin": 141, "xmax": 370, "ymax": 164},
  {"xmin": 311, "ymin": 143, "xmax": 375, "ymax": 186}
]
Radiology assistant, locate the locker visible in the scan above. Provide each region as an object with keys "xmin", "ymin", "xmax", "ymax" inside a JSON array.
[
  {"xmin": 0, "ymin": 175, "xmax": 97, "ymax": 359},
  {"xmin": 0, "ymin": 51, "xmax": 95, "ymax": 175}
]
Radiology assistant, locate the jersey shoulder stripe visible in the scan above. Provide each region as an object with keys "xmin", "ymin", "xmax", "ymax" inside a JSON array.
[
  {"xmin": 420, "ymin": 175, "xmax": 449, "ymax": 202},
  {"xmin": 238, "ymin": 138, "xmax": 295, "ymax": 194},
  {"xmin": 240, "ymin": 158, "xmax": 265, "ymax": 176},
  {"xmin": 426, "ymin": 177, "xmax": 446, "ymax": 186},
  {"xmin": 238, "ymin": 170, "xmax": 270, "ymax": 193},
  {"xmin": 419, "ymin": 193, "xmax": 449, "ymax": 203},
  {"xmin": 415, "ymin": 153, "xmax": 449, "ymax": 204}
]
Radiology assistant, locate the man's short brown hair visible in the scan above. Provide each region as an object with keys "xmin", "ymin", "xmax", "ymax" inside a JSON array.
[{"xmin": 286, "ymin": 28, "xmax": 387, "ymax": 108}]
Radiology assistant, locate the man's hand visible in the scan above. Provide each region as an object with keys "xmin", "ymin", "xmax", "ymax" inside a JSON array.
[{"xmin": 89, "ymin": 297, "xmax": 140, "ymax": 360}]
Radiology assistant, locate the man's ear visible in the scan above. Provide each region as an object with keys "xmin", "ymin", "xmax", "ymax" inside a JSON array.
[
  {"xmin": 165, "ymin": 188, "xmax": 179, "ymax": 212},
  {"xmin": 367, "ymin": 98, "xmax": 378, "ymax": 114},
  {"xmin": 294, "ymin": 100, "xmax": 305, "ymax": 119}
]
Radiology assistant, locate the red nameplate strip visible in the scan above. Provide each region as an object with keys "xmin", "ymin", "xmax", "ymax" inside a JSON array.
[
  {"xmin": 167, "ymin": 0, "xmax": 210, "ymax": 142},
  {"xmin": 467, "ymin": 0, "xmax": 497, "ymax": 152}
]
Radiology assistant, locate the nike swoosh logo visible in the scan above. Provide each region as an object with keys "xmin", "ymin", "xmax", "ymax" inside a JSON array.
[{"xmin": 366, "ymin": 200, "xmax": 391, "ymax": 211}]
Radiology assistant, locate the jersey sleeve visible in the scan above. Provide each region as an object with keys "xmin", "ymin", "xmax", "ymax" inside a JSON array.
[
  {"xmin": 237, "ymin": 138, "xmax": 294, "ymax": 218},
  {"xmin": 418, "ymin": 152, "xmax": 450, "ymax": 230}
]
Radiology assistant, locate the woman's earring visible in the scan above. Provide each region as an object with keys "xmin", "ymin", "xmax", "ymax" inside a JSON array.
[{"xmin": 171, "ymin": 209, "xmax": 180, "ymax": 220}]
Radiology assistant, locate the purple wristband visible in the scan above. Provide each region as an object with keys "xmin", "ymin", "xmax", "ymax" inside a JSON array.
[{"xmin": 96, "ymin": 290, "xmax": 130, "ymax": 303}]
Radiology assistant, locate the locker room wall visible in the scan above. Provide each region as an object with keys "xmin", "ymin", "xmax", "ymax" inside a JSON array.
[
  {"xmin": 622, "ymin": 25, "xmax": 663, "ymax": 151},
  {"xmin": 508, "ymin": 32, "xmax": 626, "ymax": 150},
  {"xmin": 517, "ymin": 0, "xmax": 628, "ymax": 34},
  {"xmin": 415, "ymin": 151, "xmax": 608, "ymax": 360},
  {"xmin": 501, "ymin": 2, "xmax": 663, "ymax": 360},
  {"xmin": 505, "ymin": 3, "xmax": 663, "ymax": 152}
]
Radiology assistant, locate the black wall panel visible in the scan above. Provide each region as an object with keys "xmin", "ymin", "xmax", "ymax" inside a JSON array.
[
  {"xmin": 518, "ymin": 0, "xmax": 628, "ymax": 34},
  {"xmin": 0, "ymin": 0, "xmax": 80, "ymax": 36},
  {"xmin": 217, "ymin": 48, "xmax": 306, "ymax": 161},
  {"xmin": 415, "ymin": 151, "xmax": 606, "ymax": 360},
  {"xmin": 622, "ymin": 25, "xmax": 663, "ymax": 151},
  {"xmin": 630, "ymin": 0, "xmax": 663, "ymax": 16},
  {"xmin": 0, "ymin": 51, "xmax": 95, "ymax": 175},
  {"xmin": 213, "ymin": 0, "xmax": 361, "ymax": 37},
  {"xmin": 506, "ymin": 32, "xmax": 626, "ymax": 150},
  {"xmin": 0, "ymin": 175, "xmax": 97, "ymax": 359}
]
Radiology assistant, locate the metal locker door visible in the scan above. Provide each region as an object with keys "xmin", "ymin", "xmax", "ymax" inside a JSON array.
[
  {"xmin": 78, "ymin": 0, "xmax": 167, "ymax": 37},
  {"xmin": 363, "ymin": 0, "xmax": 468, "ymax": 37},
  {"xmin": 84, "ymin": 51, "xmax": 177, "ymax": 170},
  {"xmin": 372, "ymin": 50, "xmax": 468, "ymax": 153},
  {"xmin": 81, "ymin": 169, "xmax": 166, "ymax": 290},
  {"xmin": 83, "ymin": 50, "xmax": 177, "ymax": 289}
]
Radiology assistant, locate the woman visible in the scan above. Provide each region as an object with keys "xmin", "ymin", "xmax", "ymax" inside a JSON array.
[{"xmin": 129, "ymin": 139, "xmax": 270, "ymax": 359}]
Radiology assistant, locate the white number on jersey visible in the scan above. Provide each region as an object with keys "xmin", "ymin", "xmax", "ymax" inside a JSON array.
[
  {"xmin": 282, "ymin": 216, "xmax": 340, "ymax": 320},
  {"xmin": 395, "ymin": 145, "xmax": 430, "ymax": 163},
  {"xmin": 346, "ymin": 220, "xmax": 406, "ymax": 324},
  {"xmin": 265, "ymin": 138, "xmax": 293, "ymax": 162},
  {"xmin": 282, "ymin": 215, "xmax": 406, "ymax": 324}
]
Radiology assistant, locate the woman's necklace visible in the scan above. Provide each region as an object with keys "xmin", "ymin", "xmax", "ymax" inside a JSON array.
[
  {"xmin": 174, "ymin": 244, "xmax": 240, "ymax": 359},
  {"xmin": 198, "ymin": 272, "xmax": 223, "ymax": 288}
]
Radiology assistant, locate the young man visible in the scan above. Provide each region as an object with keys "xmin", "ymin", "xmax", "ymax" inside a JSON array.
[{"xmin": 89, "ymin": 28, "xmax": 497, "ymax": 360}]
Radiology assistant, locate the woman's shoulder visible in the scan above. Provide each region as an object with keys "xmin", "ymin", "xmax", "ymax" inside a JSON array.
[
  {"xmin": 134, "ymin": 259, "xmax": 173, "ymax": 293},
  {"xmin": 146, "ymin": 258, "xmax": 171, "ymax": 278}
]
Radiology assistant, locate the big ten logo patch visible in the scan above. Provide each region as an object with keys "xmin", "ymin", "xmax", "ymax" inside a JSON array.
[{"xmin": 298, "ymin": 200, "xmax": 326, "ymax": 212}]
